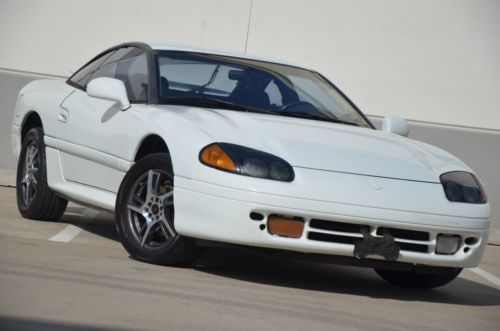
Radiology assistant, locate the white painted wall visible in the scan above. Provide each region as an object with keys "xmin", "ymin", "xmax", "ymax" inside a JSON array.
[
  {"xmin": 0, "ymin": 0, "xmax": 252, "ymax": 75},
  {"xmin": 0, "ymin": 0, "xmax": 499, "ymax": 130},
  {"xmin": 247, "ymin": 0, "xmax": 500, "ymax": 131}
]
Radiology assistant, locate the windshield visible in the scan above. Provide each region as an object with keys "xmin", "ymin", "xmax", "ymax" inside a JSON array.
[{"xmin": 156, "ymin": 51, "xmax": 372, "ymax": 128}]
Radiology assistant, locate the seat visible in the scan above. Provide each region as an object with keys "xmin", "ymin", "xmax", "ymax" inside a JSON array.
[
  {"xmin": 160, "ymin": 76, "xmax": 170, "ymax": 100},
  {"xmin": 127, "ymin": 73, "xmax": 148, "ymax": 102},
  {"xmin": 229, "ymin": 69, "xmax": 272, "ymax": 109},
  {"xmin": 231, "ymin": 89, "xmax": 270, "ymax": 109}
]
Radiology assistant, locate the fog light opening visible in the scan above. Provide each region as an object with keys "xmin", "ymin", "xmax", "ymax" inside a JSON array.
[
  {"xmin": 464, "ymin": 237, "xmax": 479, "ymax": 246},
  {"xmin": 250, "ymin": 212, "xmax": 265, "ymax": 221},
  {"xmin": 436, "ymin": 234, "xmax": 461, "ymax": 255},
  {"xmin": 267, "ymin": 215, "xmax": 304, "ymax": 238}
]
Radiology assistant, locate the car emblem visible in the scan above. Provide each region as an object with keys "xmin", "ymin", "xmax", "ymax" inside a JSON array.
[{"xmin": 367, "ymin": 179, "xmax": 384, "ymax": 190}]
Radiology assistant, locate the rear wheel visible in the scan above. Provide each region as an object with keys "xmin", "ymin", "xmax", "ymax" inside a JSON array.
[
  {"xmin": 374, "ymin": 267, "xmax": 462, "ymax": 289},
  {"xmin": 115, "ymin": 153, "xmax": 202, "ymax": 265},
  {"xmin": 16, "ymin": 127, "xmax": 68, "ymax": 220}
]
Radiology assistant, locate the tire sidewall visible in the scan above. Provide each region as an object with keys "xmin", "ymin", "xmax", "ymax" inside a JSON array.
[
  {"xmin": 115, "ymin": 153, "xmax": 185, "ymax": 263},
  {"xmin": 16, "ymin": 127, "xmax": 46, "ymax": 215}
]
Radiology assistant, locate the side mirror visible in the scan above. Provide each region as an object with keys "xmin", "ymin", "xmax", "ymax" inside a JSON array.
[
  {"xmin": 87, "ymin": 77, "xmax": 130, "ymax": 111},
  {"xmin": 382, "ymin": 116, "xmax": 409, "ymax": 137}
]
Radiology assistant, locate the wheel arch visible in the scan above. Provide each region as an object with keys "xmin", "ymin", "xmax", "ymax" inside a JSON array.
[
  {"xmin": 134, "ymin": 134, "xmax": 170, "ymax": 162},
  {"xmin": 21, "ymin": 111, "xmax": 43, "ymax": 142}
]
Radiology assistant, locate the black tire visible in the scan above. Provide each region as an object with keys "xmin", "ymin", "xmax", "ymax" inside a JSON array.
[
  {"xmin": 374, "ymin": 267, "xmax": 462, "ymax": 289},
  {"xmin": 16, "ymin": 127, "xmax": 68, "ymax": 220},
  {"xmin": 115, "ymin": 153, "xmax": 202, "ymax": 265}
]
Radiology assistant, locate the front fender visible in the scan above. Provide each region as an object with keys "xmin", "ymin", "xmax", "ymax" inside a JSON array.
[{"xmin": 127, "ymin": 106, "xmax": 214, "ymax": 179}]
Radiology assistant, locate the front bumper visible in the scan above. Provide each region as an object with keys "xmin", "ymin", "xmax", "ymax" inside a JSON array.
[{"xmin": 174, "ymin": 176, "xmax": 490, "ymax": 268}]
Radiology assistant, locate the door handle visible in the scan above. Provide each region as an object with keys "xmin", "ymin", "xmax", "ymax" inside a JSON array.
[{"xmin": 58, "ymin": 112, "xmax": 68, "ymax": 122}]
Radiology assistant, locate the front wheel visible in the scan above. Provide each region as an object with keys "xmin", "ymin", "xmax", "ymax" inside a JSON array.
[
  {"xmin": 115, "ymin": 153, "xmax": 202, "ymax": 265},
  {"xmin": 374, "ymin": 267, "xmax": 462, "ymax": 289}
]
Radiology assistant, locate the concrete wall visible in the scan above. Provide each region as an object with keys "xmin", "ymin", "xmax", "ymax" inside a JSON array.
[{"xmin": 0, "ymin": 0, "xmax": 498, "ymax": 238}]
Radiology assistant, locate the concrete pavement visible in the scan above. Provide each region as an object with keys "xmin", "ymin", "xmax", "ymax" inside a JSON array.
[{"xmin": 0, "ymin": 186, "xmax": 499, "ymax": 330}]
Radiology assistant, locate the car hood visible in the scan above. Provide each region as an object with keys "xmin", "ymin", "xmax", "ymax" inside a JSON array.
[{"xmin": 161, "ymin": 106, "xmax": 471, "ymax": 182}]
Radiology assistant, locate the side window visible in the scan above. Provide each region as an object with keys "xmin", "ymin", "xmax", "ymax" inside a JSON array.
[
  {"xmin": 69, "ymin": 47, "xmax": 149, "ymax": 103},
  {"xmin": 115, "ymin": 48, "xmax": 148, "ymax": 103},
  {"xmin": 90, "ymin": 48, "xmax": 131, "ymax": 81},
  {"xmin": 68, "ymin": 51, "xmax": 115, "ymax": 89}
]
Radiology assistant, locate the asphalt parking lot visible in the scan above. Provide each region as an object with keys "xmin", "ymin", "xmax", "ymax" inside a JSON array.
[{"xmin": 0, "ymin": 185, "xmax": 499, "ymax": 331}]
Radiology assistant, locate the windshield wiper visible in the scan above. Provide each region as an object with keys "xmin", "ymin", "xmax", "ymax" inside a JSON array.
[
  {"xmin": 163, "ymin": 97, "xmax": 273, "ymax": 114},
  {"xmin": 278, "ymin": 110, "xmax": 359, "ymax": 126}
]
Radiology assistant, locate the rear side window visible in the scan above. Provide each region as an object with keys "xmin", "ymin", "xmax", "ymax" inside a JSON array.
[{"xmin": 68, "ymin": 47, "xmax": 149, "ymax": 103}]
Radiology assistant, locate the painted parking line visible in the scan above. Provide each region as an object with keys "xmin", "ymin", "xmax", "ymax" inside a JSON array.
[
  {"xmin": 470, "ymin": 267, "xmax": 500, "ymax": 288},
  {"xmin": 49, "ymin": 208, "xmax": 100, "ymax": 242}
]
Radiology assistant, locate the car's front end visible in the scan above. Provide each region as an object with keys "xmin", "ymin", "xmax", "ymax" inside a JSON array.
[
  {"xmin": 175, "ymin": 167, "xmax": 489, "ymax": 268},
  {"xmin": 151, "ymin": 46, "xmax": 490, "ymax": 287},
  {"xmin": 171, "ymin": 112, "xmax": 490, "ymax": 270}
]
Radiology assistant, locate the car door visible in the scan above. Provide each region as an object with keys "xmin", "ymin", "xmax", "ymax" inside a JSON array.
[{"xmin": 57, "ymin": 46, "xmax": 150, "ymax": 193}]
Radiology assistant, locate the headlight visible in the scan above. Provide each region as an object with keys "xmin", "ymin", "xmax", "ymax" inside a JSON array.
[
  {"xmin": 440, "ymin": 171, "xmax": 487, "ymax": 204},
  {"xmin": 199, "ymin": 143, "xmax": 294, "ymax": 182}
]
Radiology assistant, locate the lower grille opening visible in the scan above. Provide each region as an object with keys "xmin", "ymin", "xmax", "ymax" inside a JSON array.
[
  {"xmin": 308, "ymin": 232, "xmax": 429, "ymax": 253},
  {"xmin": 309, "ymin": 219, "xmax": 365, "ymax": 233},
  {"xmin": 377, "ymin": 227, "xmax": 429, "ymax": 241},
  {"xmin": 308, "ymin": 232, "xmax": 357, "ymax": 245},
  {"xmin": 397, "ymin": 242, "xmax": 428, "ymax": 253}
]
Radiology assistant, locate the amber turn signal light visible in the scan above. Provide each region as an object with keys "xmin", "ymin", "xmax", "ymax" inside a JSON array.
[
  {"xmin": 267, "ymin": 215, "xmax": 304, "ymax": 238},
  {"xmin": 200, "ymin": 143, "xmax": 236, "ymax": 172}
]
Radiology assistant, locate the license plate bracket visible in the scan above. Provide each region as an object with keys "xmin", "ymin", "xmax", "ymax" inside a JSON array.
[{"xmin": 353, "ymin": 228, "xmax": 400, "ymax": 261}]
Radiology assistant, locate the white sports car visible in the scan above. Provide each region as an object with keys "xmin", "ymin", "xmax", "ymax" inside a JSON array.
[{"xmin": 11, "ymin": 42, "xmax": 490, "ymax": 288}]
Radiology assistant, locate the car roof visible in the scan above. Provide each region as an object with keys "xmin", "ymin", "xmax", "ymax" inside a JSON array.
[{"xmin": 146, "ymin": 42, "xmax": 309, "ymax": 70}]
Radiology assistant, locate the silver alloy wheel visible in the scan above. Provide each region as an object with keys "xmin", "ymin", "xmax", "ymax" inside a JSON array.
[
  {"xmin": 20, "ymin": 141, "xmax": 39, "ymax": 207},
  {"xmin": 126, "ymin": 169, "xmax": 175, "ymax": 248}
]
